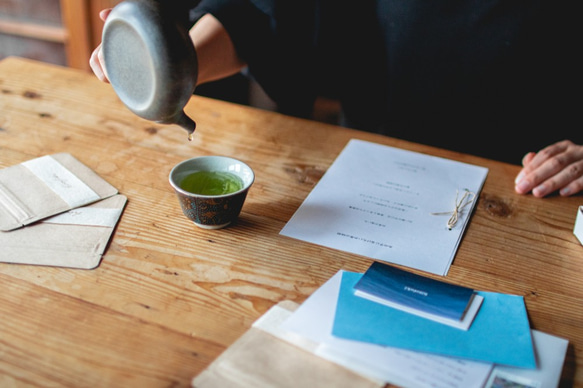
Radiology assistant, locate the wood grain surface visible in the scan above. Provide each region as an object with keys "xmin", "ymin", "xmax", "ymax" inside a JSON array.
[{"xmin": 0, "ymin": 57, "xmax": 581, "ymax": 387}]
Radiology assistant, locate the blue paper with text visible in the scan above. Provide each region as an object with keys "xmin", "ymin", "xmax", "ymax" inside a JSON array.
[
  {"xmin": 333, "ymin": 272, "xmax": 536, "ymax": 368},
  {"xmin": 354, "ymin": 261, "xmax": 475, "ymax": 320}
]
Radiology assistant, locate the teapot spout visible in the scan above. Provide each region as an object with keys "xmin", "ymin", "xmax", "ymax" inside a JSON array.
[{"xmin": 175, "ymin": 111, "xmax": 197, "ymax": 136}]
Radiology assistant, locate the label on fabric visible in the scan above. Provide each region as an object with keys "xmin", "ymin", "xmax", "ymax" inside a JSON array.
[
  {"xmin": 42, "ymin": 207, "xmax": 122, "ymax": 227},
  {"xmin": 22, "ymin": 155, "xmax": 100, "ymax": 208}
]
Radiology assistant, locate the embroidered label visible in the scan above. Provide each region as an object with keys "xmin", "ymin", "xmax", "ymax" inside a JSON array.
[
  {"xmin": 22, "ymin": 155, "xmax": 100, "ymax": 208},
  {"xmin": 43, "ymin": 207, "xmax": 122, "ymax": 227}
]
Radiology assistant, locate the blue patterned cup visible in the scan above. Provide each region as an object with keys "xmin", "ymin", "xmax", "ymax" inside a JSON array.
[{"xmin": 169, "ymin": 156, "xmax": 254, "ymax": 229}]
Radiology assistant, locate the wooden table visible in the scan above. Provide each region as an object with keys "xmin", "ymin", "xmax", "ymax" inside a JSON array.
[{"xmin": 0, "ymin": 57, "xmax": 581, "ymax": 387}]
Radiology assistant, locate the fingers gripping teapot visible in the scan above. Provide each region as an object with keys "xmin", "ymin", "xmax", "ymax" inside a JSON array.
[{"xmin": 102, "ymin": 0, "xmax": 198, "ymax": 137}]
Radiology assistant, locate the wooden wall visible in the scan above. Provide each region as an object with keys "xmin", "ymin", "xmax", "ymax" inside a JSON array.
[{"xmin": 0, "ymin": 0, "xmax": 121, "ymax": 71}]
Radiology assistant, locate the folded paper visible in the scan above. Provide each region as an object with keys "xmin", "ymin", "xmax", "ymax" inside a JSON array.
[
  {"xmin": 280, "ymin": 139, "xmax": 488, "ymax": 276},
  {"xmin": 574, "ymin": 206, "xmax": 583, "ymax": 245},
  {"xmin": 333, "ymin": 271, "xmax": 536, "ymax": 368},
  {"xmin": 191, "ymin": 301, "xmax": 383, "ymax": 388},
  {"xmin": 354, "ymin": 261, "xmax": 476, "ymax": 320},
  {"xmin": 354, "ymin": 261, "xmax": 482, "ymax": 330},
  {"xmin": 486, "ymin": 331, "xmax": 568, "ymax": 388},
  {"xmin": 0, "ymin": 153, "xmax": 118, "ymax": 231},
  {"xmin": 281, "ymin": 270, "xmax": 493, "ymax": 388},
  {"xmin": 282, "ymin": 270, "xmax": 568, "ymax": 388},
  {"xmin": 0, "ymin": 194, "xmax": 127, "ymax": 269}
]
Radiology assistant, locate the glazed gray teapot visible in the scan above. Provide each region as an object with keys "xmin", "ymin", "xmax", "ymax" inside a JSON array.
[{"xmin": 102, "ymin": 0, "xmax": 198, "ymax": 136}]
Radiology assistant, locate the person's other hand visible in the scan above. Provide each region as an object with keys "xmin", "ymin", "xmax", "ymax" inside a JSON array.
[
  {"xmin": 89, "ymin": 9, "xmax": 113, "ymax": 82},
  {"xmin": 515, "ymin": 140, "xmax": 583, "ymax": 197}
]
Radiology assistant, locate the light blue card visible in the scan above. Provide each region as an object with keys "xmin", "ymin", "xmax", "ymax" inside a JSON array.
[{"xmin": 333, "ymin": 272, "xmax": 536, "ymax": 368}]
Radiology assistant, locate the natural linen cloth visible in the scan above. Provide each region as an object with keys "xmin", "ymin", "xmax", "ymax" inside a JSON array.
[
  {"xmin": 0, "ymin": 153, "xmax": 118, "ymax": 231},
  {"xmin": 0, "ymin": 194, "xmax": 126, "ymax": 269}
]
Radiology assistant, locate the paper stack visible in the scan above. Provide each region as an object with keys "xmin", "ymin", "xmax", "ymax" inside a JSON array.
[
  {"xmin": 281, "ymin": 268, "xmax": 569, "ymax": 388},
  {"xmin": 0, "ymin": 153, "xmax": 126, "ymax": 269},
  {"xmin": 192, "ymin": 300, "xmax": 384, "ymax": 388},
  {"xmin": 193, "ymin": 267, "xmax": 569, "ymax": 387}
]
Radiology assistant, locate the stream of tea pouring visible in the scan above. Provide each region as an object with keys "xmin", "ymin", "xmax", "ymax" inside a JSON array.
[{"xmin": 101, "ymin": 0, "xmax": 198, "ymax": 140}]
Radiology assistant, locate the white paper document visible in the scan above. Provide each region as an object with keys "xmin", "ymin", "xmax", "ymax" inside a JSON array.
[
  {"xmin": 485, "ymin": 330, "xmax": 568, "ymax": 388},
  {"xmin": 280, "ymin": 139, "xmax": 489, "ymax": 275},
  {"xmin": 281, "ymin": 271, "xmax": 493, "ymax": 388},
  {"xmin": 282, "ymin": 270, "xmax": 569, "ymax": 388}
]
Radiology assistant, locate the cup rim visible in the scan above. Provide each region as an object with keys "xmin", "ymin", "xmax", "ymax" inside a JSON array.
[{"xmin": 169, "ymin": 155, "xmax": 255, "ymax": 199}]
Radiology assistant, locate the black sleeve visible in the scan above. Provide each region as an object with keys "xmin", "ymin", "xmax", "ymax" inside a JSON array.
[{"xmin": 185, "ymin": 0, "xmax": 318, "ymax": 118}]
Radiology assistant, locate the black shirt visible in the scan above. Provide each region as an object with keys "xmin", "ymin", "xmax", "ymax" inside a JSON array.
[{"xmin": 187, "ymin": 0, "xmax": 580, "ymax": 164}]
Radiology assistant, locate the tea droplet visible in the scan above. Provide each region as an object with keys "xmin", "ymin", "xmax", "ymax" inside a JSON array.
[{"xmin": 188, "ymin": 132, "xmax": 194, "ymax": 142}]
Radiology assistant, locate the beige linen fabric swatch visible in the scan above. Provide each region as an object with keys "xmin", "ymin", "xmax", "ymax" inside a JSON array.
[
  {"xmin": 0, "ymin": 194, "xmax": 126, "ymax": 269},
  {"xmin": 0, "ymin": 153, "xmax": 118, "ymax": 231}
]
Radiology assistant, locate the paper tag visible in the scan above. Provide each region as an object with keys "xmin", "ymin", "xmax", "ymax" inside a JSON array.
[
  {"xmin": 22, "ymin": 155, "xmax": 100, "ymax": 208},
  {"xmin": 43, "ymin": 207, "xmax": 123, "ymax": 227},
  {"xmin": 484, "ymin": 370, "xmax": 541, "ymax": 388},
  {"xmin": 574, "ymin": 206, "xmax": 583, "ymax": 245}
]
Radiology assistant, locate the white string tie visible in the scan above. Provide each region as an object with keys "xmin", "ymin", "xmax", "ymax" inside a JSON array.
[{"xmin": 432, "ymin": 189, "xmax": 476, "ymax": 230}]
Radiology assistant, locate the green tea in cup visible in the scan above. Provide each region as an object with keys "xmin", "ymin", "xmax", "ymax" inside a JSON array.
[
  {"xmin": 169, "ymin": 156, "xmax": 254, "ymax": 229},
  {"xmin": 179, "ymin": 171, "xmax": 243, "ymax": 195}
]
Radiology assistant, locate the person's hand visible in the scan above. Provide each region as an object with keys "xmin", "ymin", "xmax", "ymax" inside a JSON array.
[
  {"xmin": 514, "ymin": 140, "xmax": 583, "ymax": 197},
  {"xmin": 89, "ymin": 9, "xmax": 113, "ymax": 82}
]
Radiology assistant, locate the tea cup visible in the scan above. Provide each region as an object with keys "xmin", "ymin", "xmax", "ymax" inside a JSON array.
[{"xmin": 169, "ymin": 156, "xmax": 254, "ymax": 229}]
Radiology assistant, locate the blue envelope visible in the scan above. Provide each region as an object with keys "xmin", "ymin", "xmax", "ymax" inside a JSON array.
[{"xmin": 333, "ymin": 272, "xmax": 536, "ymax": 368}]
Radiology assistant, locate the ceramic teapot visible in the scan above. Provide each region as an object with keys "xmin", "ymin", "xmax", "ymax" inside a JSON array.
[{"xmin": 102, "ymin": 0, "xmax": 198, "ymax": 136}]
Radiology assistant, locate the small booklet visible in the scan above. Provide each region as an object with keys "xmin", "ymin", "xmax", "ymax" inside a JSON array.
[{"xmin": 354, "ymin": 262, "xmax": 482, "ymax": 330}]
